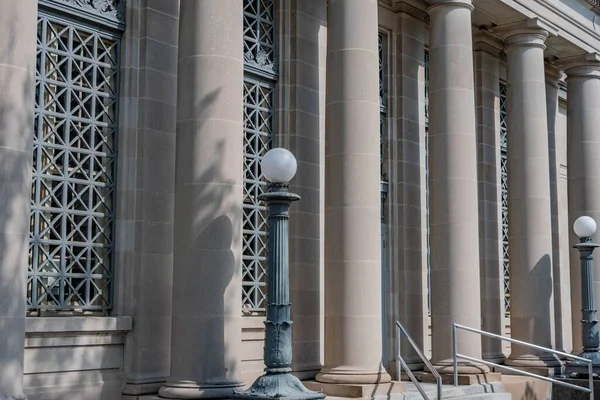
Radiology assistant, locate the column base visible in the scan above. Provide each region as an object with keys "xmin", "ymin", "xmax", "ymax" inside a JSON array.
[
  {"xmin": 482, "ymin": 353, "xmax": 507, "ymax": 365},
  {"xmin": 316, "ymin": 367, "xmax": 392, "ymax": 384},
  {"xmin": 505, "ymin": 353, "xmax": 562, "ymax": 368},
  {"xmin": 426, "ymin": 359, "xmax": 491, "ymax": 374},
  {"xmin": 158, "ymin": 380, "xmax": 244, "ymax": 399},
  {"xmin": 233, "ymin": 373, "xmax": 325, "ymax": 400}
]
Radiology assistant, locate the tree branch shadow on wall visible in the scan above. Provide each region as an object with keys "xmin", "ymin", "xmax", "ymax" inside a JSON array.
[
  {"xmin": 156, "ymin": 86, "xmax": 244, "ymax": 395},
  {"xmin": 23, "ymin": 85, "xmax": 244, "ymax": 399}
]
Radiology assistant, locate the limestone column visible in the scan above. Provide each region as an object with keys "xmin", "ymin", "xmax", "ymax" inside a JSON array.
[
  {"xmin": 564, "ymin": 58, "xmax": 600, "ymax": 357},
  {"xmin": 473, "ymin": 34, "xmax": 506, "ymax": 364},
  {"xmin": 158, "ymin": 0, "xmax": 244, "ymax": 398},
  {"xmin": 427, "ymin": 0, "xmax": 486, "ymax": 372},
  {"xmin": 503, "ymin": 27, "xmax": 560, "ymax": 368},
  {"xmin": 316, "ymin": 0, "xmax": 391, "ymax": 384},
  {"xmin": 0, "ymin": 1, "xmax": 37, "ymax": 399}
]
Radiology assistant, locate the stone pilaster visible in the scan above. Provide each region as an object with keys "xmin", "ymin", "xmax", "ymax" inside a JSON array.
[
  {"xmin": 158, "ymin": 0, "xmax": 244, "ymax": 398},
  {"xmin": 545, "ymin": 63, "xmax": 570, "ymax": 355},
  {"xmin": 0, "ymin": 1, "xmax": 37, "ymax": 398},
  {"xmin": 501, "ymin": 25, "xmax": 560, "ymax": 368},
  {"xmin": 473, "ymin": 32, "xmax": 506, "ymax": 364},
  {"xmin": 427, "ymin": 0, "xmax": 487, "ymax": 373},
  {"xmin": 561, "ymin": 54, "xmax": 600, "ymax": 357},
  {"xmin": 316, "ymin": 0, "xmax": 391, "ymax": 385},
  {"xmin": 391, "ymin": 11, "xmax": 429, "ymax": 372},
  {"xmin": 118, "ymin": 1, "xmax": 179, "ymax": 396},
  {"xmin": 278, "ymin": 0, "xmax": 327, "ymax": 380}
]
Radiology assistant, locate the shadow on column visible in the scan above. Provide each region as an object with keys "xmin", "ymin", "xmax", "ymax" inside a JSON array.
[
  {"xmin": 160, "ymin": 87, "xmax": 244, "ymax": 398},
  {"xmin": 508, "ymin": 254, "xmax": 560, "ymax": 366}
]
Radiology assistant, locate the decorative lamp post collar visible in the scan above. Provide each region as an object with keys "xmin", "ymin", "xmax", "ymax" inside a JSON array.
[{"xmin": 234, "ymin": 148, "xmax": 324, "ymax": 400}]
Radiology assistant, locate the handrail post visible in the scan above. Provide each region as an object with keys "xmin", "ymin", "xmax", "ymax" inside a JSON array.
[
  {"xmin": 589, "ymin": 361, "xmax": 594, "ymax": 400},
  {"xmin": 453, "ymin": 323, "xmax": 458, "ymax": 387},
  {"xmin": 396, "ymin": 325, "xmax": 401, "ymax": 381}
]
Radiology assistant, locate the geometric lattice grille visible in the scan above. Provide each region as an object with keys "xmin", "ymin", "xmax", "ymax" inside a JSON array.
[
  {"xmin": 243, "ymin": 0, "xmax": 276, "ymax": 74},
  {"xmin": 242, "ymin": 79, "xmax": 273, "ymax": 314},
  {"xmin": 379, "ymin": 32, "xmax": 388, "ymax": 220},
  {"xmin": 499, "ymin": 82, "xmax": 510, "ymax": 316},
  {"xmin": 28, "ymin": 13, "xmax": 119, "ymax": 312},
  {"xmin": 242, "ymin": 0, "xmax": 276, "ymax": 315},
  {"xmin": 424, "ymin": 49, "xmax": 431, "ymax": 313}
]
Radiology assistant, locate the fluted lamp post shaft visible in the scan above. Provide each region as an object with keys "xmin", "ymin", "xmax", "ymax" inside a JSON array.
[
  {"xmin": 567, "ymin": 216, "xmax": 600, "ymax": 377},
  {"xmin": 234, "ymin": 148, "xmax": 324, "ymax": 400}
]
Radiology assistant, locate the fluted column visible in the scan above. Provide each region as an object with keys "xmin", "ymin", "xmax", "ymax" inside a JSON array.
[
  {"xmin": 503, "ymin": 28, "xmax": 560, "ymax": 368},
  {"xmin": 159, "ymin": 0, "xmax": 244, "ymax": 398},
  {"xmin": 316, "ymin": 0, "xmax": 391, "ymax": 385},
  {"xmin": 427, "ymin": 0, "xmax": 486, "ymax": 373},
  {"xmin": 564, "ymin": 58, "xmax": 600, "ymax": 357},
  {"xmin": 0, "ymin": 1, "xmax": 37, "ymax": 399}
]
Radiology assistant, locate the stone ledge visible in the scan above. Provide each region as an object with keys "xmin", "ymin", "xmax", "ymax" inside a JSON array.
[
  {"xmin": 402, "ymin": 372, "xmax": 502, "ymax": 386},
  {"xmin": 26, "ymin": 316, "xmax": 132, "ymax": 333},
  {"xmin": 303, "ymin": 380, "xmax": 406, "ymax": 398}
]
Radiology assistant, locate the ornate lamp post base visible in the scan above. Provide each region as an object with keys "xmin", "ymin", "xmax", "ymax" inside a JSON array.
[
  {"xmin": 234, "ymin": 372, "xmax": 325, "ymax": 400},
  {"xmin": 566, "ymin": 353, "xmax": 600, "ymax": 377}
]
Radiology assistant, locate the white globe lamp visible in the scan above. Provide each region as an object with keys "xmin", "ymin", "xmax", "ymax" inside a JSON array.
[
  {"xmin": 573, "ymin": 216, "xmax": 597, "ymax": 239},
  {"xmin": 261, "ymin": 148, "xmax": 297, "ymax": 183}
]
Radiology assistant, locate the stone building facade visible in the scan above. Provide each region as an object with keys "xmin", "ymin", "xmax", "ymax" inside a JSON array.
[{"xmin": 1, "ymin": 0, "xmax": 600, "ymax": 399}]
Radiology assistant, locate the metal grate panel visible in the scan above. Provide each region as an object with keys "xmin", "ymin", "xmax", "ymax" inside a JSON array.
[
  {"xmin": 499, "ymin": 82, "xmax": 510, "ymax": 315},
  {"xmin": 243, "ymin": 0, "xmax": 277, "ymax": 76},
  {"xmin": 424, "ymin": 49, "xmax": 431, "ymax": 313},
  {"xmin": 28, "ymin": 13, "xmax": 120, "ymax": 312},
  {"xmin": 379, "ymin": 32, "xmax": 389, "ymax": 214},
  {"xmin": 242, "ymin": 0, "xmax": 276, "ymax": 315}
]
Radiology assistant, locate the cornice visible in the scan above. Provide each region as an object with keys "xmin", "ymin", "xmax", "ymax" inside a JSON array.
[
  {"xmin": 473, "ymin": 29, "xmax": 506, "ymax": 59},
  {"xmin": 490, "ymin": 17, "xmax": 559, "ymax": 39},
  {"xmin": 39, "ymin": 0, "xmax": 126, "ymax": 30},
  {"xmin": 554, "ymin": 52, "xmax": 600, "ymax": 70},
  {"xmin": 393, "ymin": 0, "xmax": 430, "ymax": 22},
  {"xmin": 583, "ymin": 0, "xmax": 600, "ymax": 15}
]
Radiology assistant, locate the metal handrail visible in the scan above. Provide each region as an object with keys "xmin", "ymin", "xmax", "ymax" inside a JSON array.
[
  {"xmin": 396, "ymin": 321, "xmax": 442, "ymax": 399},
  {"xmin": 453, "ymin": 323, "xmax": 594, "ymax": 400}
]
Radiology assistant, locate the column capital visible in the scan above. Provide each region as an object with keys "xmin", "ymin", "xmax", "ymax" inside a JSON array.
[
  {"xmin": 491, "ymin": 18, "xmax": 556, "ymax": 49},
  {"xmin": 504, "ymin": 29, "xmax": 548, "ymax": 50},
  {"xmin": 545, "ymin": 63, "xmax": 564, "ymax": 86},
  {"xmin": 428, "ymin": 0, "xmax": 473, "ymax": 13},
  {"xmin": 555, "ymin": 53, "xmax": 600, "ymax": 78}
]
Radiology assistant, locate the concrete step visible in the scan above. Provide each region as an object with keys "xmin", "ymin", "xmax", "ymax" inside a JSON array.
[
  {"xmin": 458, "ymin": 394, "xmax": 511, "ymax": 399},
  {"xmin": 402, "ymin": 381, "xmax": 510, "ymax": 399}
]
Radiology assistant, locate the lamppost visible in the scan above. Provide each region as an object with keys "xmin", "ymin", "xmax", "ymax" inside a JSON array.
[
  {"xmin": 234, "ymin": 148, "xmax": 325, "ymax": 400},
  {"xmin": 566, "ymin": 216, "xmax": 600, "ymax": 377}
]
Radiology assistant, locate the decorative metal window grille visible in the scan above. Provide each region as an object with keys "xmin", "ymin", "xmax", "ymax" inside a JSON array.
[
  {"xmin": 379, "ymin": 32, "xmax": 389, "ymax": 218},
  {"xmin": 28, "ymin": 12, "xmax": 120, "ymax": 312},
  {"xmin": 499, "ymin": 82, "xmax": 510, "ymax": 315},
  {"xmin": 424, "ymin": 50, "xmax": 431, "ymax": 313},
  {"xmin": 243, "ymin": 0, "xmax": 277, "ymax": 75},
  {"xmin": 242, "ymin": 0, "xmax": 276, "ymax": 315}
]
